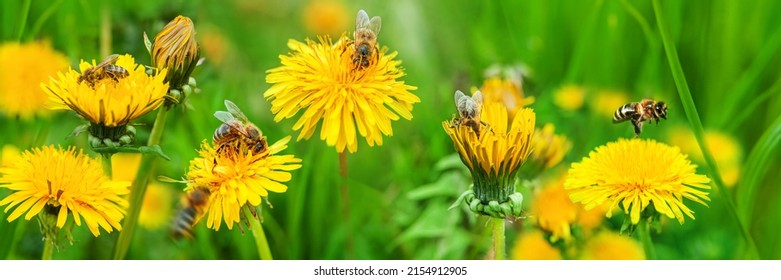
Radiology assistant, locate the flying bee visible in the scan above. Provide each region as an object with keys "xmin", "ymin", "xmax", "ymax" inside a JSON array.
[
  {"xmin": 213, "ymin": 100, "xmax": 268, "ymax": 155},
  {"xmin": 613, "ymin": 98, "xmax": 668, "ymax": 137},
  {"xmin": 450, "ymin": 90, "xmax": 491, "ymax": 138},
  {"xmin": 352, "ymin": 9, "xmax": 382, "ymax": 69},
  {"xmin": 77, "ymin": 54, "xmax": 129, "ymax": 88},
  {"xmin": 171, "ymin": 186, "xmax": 211, "ymax": 240}
]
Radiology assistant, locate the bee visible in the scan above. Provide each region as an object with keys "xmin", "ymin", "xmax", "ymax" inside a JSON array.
[
  {"xmin": 77, "ymin": 54, "xmax": 129, "ymax": 87},
  {"xmin": 213, "ymin": 100, "xmax": 268, "ymax": 155},
  {"xmin": 450, "ymin": 90, "xmax": 490, "ymax": 138},
  {"xmin": 613, "ymin": 98, "xmax": 668, "ymax": 137},
  {"xmin": 171, "ymin": 186, "xmax": 211, "ymax": 239},
  {"xmin": 352, "ymin": 9, "xmax": 382, "ymax": 69}
]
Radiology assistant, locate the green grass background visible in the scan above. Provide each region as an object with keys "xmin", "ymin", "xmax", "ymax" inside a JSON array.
[{"xmin": 1, "ymin": 0, "xmax": 780, "ymax": 260}]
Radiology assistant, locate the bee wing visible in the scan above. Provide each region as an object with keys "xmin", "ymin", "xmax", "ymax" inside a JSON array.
[
  {"xmin": 454, "ymin": 90, "xmax": 467, "ymax": 108},
  {"xmin": 96, "ymin": 54, "xmax": 120, "ymax": 67},
  {"xmin": 214, "ymin": 111, "xmax": 236, "ymax": 124},
  {"xmin": 356, "ymin": 9, "xmax": 371, "ymax": 29},
  {"xmin": 224, "ymin": 100, "xmax": 250, "ymax": 123},
  {"xmin": 369, "ymin": 16, "xmax": 382, "ymax": 35},
  {"xmin": 472, "ymin": 90, "xmax": 483, "ymax": 107}
]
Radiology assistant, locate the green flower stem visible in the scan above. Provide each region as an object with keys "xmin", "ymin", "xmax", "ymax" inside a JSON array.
[
  {"xmin": 243, "ymin": 206, "xmax": 273, "ymax": 260},
  {"xmin": 652, "ymin": 0, "xmax": 759, "ymax": 259},
  {"xmin": 637, "ymin": 220, "xmax": 656, "ymax": 260},
  {"xmin": 338, "ymin": 151, "xmax": 354, "ymax": 258},
  {"xmin": 112, "ymin": 108, "xmax": 169, "ymax": 260},
  {"xmin": 41, "ymin": 239, "xmax": 54, "ymax": 260},
  {"xmin": 101, "ymin": 153, "xmax": 113, "ymax": 179},
  {"xmin": 15, "ymin": 0, "xmax": 31, "ymax": 41},
  {"xmin": 492, "ymin": 218, "xmax": 505, "ymax": 260}
]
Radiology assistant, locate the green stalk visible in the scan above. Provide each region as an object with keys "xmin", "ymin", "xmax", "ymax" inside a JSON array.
[
  {"xmin": 637, "ymin": 220, "xmax": 656, "ymax": 260},
  {"xmin": 112, "ymin": 108, "xmax": 169, "ymax": 260},
  {"xmin": 101, "ymin": 153, "xmax": 113, "ymax": 178},
  {"xmin": 243, "ymin": 206, "xmax": 273, "ymax": 260},
  {"xmin": 563, "ymin": 0, "xmax": 603, "ymax": 83},
  {"xmin": 41, "ymin": 239, "xmax": 54, "ymax": 260},
  {"xmin": 15, "ymin": 0, "xmax": 31, "ymax": 41},
  {"xmin": 492, "ymin": 218, "xmax": 505, "ymax": 260},
  {"xmin": 26, "ymin": 0, "xmax": 64, "ymax": 41},
  {"xmin": 652, "ymin": 0, "xmax": 759, "ymax": 259}
]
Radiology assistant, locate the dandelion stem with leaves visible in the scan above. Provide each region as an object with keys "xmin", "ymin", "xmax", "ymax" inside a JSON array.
[{"xmin": 244, "ymin": 206, "xmax": 273, "ymax": 260}]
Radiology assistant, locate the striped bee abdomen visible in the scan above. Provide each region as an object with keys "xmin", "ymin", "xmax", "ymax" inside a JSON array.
[{"xmin": 612, "ymin": 103, "xmax": 638, "ymax": 123}]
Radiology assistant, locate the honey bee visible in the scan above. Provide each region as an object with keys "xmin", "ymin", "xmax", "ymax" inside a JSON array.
[
  {"xmin": 352, "ymin": 9, "xmax": 382, "ymax": 68},
  {"xmin": 613, "ymin": 98, "xmax": 668, "ymax": 137},
  {"xmin": 77, "ymin": 54, "xmax": 129, "ymax": 87},
  {"xmin": 213, "ymin": 100, "xmax": 268, "ymax": 155},
  {"xmin": 171, "ymin": 186, "xmax": 211, "ymax": 239},
  {"xmin": 450, "ymin": 90, "xmax": 490, "ymax": 138}
]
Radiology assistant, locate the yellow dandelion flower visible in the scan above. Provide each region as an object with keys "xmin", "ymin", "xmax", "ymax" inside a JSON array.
[
  {"xmin": 591, "ymin": 89, "xmax": 628, "ymax": 117},
  {"xmin": 511, "ymin": 230, "xmax": 562, "ymax": 260},
  {"xmin": 580, "ymin": 231, "xmax": 645, "ymax": 260},
  {"xmin": 0, "ymin": 145, "xmax": 129, "ymax": 237},
  {"xmin": 199, "ymin": 25, "xmax": 230, "ymax": 67},
  {"xmin": 667, "ymin": 126, "xmax": 742, "ymax": 187},
  {"xmin": 111, "ymin": 153, "xmax": 172, "ymax": 230},
  {"xmin": 527, "ymin": 123, "xmax": 571, "ymax": 175},
  {"xmin": 265, "ymin": 35, "xmax": 420, "ymax": 153},
  {"xmin": 150, "ymin": 15, "xmax": 200, "ymax": 90},
  {"xmin": 0, "ymin": 41, "xmax": 70, "ymax": 119},
  {"xmin": 303, "ymin": 0, "xmax": 348, "ymax": 36},
  {"xmin": 531, "ymin": 177, "xmax": 578, "ymax": 242},
  {"xmin": 553, "ymin": 85, "xmax": 585, "ymax": 111},
  {"xmin": 444, "ymin": 103, "xmax": 535, "ymax": 218},
  {"xmin": 1, "ymin": 145, "xmax": 22, "ymax": 167},
  {"xmin": 138, "ymin": 182, "xmax": 173, "ymax": 230},
  {"xmin": 480, "ymin": 76, "xmax": 534, "ymax": 120},
  {"xmin": 43, "ymin": 54, "xmax": 168, "ymax": 127},
  {"xmin": 185, "ymin": 136, "xmax": 302, "ymax": 230},
  {"xmin": 577, "ymin": 203, "xmax": 608, "ymax": 232},
  {"xmin": 565, "ymin": 138, "xmax": 711, "ymax": 225}
]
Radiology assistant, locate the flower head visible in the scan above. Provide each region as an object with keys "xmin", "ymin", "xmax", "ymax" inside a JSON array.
[
  {"xmin": 479, "ymin": 76, "xmax": 534, "ymax": 120},
  {"xmin": 580, "ymin": 231, "xmax": 645, "ymax": 260},
  {"xmin": 185, "ymin": 136, "xmax": 302, "ymax": 230},
  {"xmin": 667, "ymin": 126, "xmax": 742, "ymax": 187},
  {"xmin": 265, "ymin": 35, "xmax": 419, "ymax": 153},
  {"xmin": 565, "ymin": 138, "xmax": 711, "ymax": 225},
  {"xmin": 43, "ymin": 54, "xmax": 168, "ymax": 127},
  {"xmin": 444, "ymin": 103, "xmax": 535, "ymax": 218},
  {"xmin": 303, "ymin": 0, "xmax": 348, "ymax": 36},
  {"xmin": 525, "ymin": 123, "xmax": 571, "ymax": 176},
  {"xmin": 0, "ymin": 145, "xmax": 129, "ymax": 237},
  {"xmin": 553, "ymin": 85, "xmax": 585, "ymax": 111},
  {"xmin": 511, "ymin": 229, "xmax": 562, "ymax": 260},
  {"xmin": 0, "ymin": 41, "xmax": 70, "ymax": 119},
  {"xmin": 151, "ymin": 15, "xmax": 200, "ymax": 91},
  {"xmin": 590, "ymin": 89, "xmax": 628, "ymax": 117}
]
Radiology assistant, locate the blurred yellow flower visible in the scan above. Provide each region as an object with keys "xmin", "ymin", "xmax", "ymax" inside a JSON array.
[
  {"xmin": 565, "ymin": 138, "xmax": 711, "ymax": 225},
  {"xmin": 111, "ymin": 153, "xmax": 172, "ymax": 230},
  {"xmin": 480, "ymin": 77, "xmax": 534, "ymax": 120},
  {"xmin": 591, "ymin": 89, "xmax": 628, "ymax": 117},
  {"xmin": 265, "ymin": 35, "xmax": 419, "ymax": 153},
  {"xmin": 531, "ymin": 174, "xmax": 606, "ymax": 242},
  {"xmin": 0, "ymin": 145, "xmax": 129, "ymax": 237},
  {"xmin": 443, "ymin": 103, "xmax": 535, "ymax": 218},
  {"xmin": 1, "ymin": 145, "xmax": 22, "ymax": 167},
  {"xmin": 43, "ymin": 54, "xmax": 168, "ymax": 127},
  {"xmin": 185, "ymin": 137, "xmax": 302, "ymax": 230},
  {"xmin": 528, "ymin": 123, "xmax": 571, "ymax": 172},
  {"xmin": 580, "ymin": 231, "xmax": 645, "ymax": 260},
  {"xmin": 0, "ymin": 41, "xmax": 70, "ymax": 119},
  {"xmin": 199, "ymin": 25, "xmax": 229, "ymax": 67},
  {"xmin": 667, "ymin": 126, "xmax": 742, "ymax": 187},
  {"xmin": 511, "ymin": 230, "xmax": 561, "ymax": 260},
  {"xmin": 303, "ymin": 0, "xmax": 348, "ymax": 36},
  {"xmin": 553, "ymin": 85, "xmax": 585, "ymax": 111}
]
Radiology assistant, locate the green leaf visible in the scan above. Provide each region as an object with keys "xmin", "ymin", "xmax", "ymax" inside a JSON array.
[{"xmin": 737, "ymin": 115, "xmax": 781, "ymax": 230}]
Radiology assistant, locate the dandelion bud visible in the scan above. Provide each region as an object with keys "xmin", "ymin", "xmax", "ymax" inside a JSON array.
[
  {"xmin": 151, "ymin": 15, "xmax": 200, "ymax": 94},
  {"xmin": 522, "ymin": 124, "xmax": 572, "ymax": 178}
]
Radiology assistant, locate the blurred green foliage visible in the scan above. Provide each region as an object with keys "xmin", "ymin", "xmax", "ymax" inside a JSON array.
[{"xmin": 1, "ymin": 0, "xmax": 780, "ymax": 260}]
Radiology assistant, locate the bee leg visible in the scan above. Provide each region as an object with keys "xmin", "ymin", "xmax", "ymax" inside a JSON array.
[
  {"xmin": 449, "ymin": 118, "xmax": 460, "ymax": 128},
  {"xmin": 480, "ymin": 120, "xmax": 495, "ymax": 134},
  {"xmin": 632, "ymin": 119, "xmax": 643, "ymax": 137}
]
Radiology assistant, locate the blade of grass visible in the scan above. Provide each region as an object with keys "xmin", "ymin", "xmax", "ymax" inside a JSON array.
[
  {"xmin": 652, "ymin": 0, "xmax": 759, "ymax": 259},
  {"xmin": 15, "ymin": 0, "xmax": 31, "ymax": 41},
  {"xmin": 564, "ymin": 0, "xmax": 604, "ymax": 83},
  {"xmin": 26, "ymin": 0, "xmax": 65, "ymax": 41},
  {"xmin": 736, "ymin": 115, "xmax": 781, "ymax": 240},
  {"xmin": 725, "ymin": 77, "xmax": 781, "ymax": 133}
]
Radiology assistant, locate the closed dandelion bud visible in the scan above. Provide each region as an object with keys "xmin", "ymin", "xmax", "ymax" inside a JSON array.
[
  {"xmin": 522, "ymin": 123, "xmax": 572, "ymax": 178},
  {"xmin": 151, "ymin": 15, "xmax": 200, "ymax": 94},
  {"xmin": 444, "ymin": 103, "xmax": 535, "ymax": 219}
]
